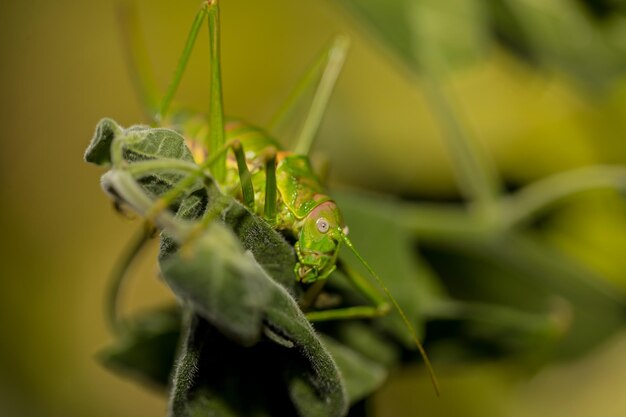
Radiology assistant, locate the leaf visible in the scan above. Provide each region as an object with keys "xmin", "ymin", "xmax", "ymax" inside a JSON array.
[
  {"xmin": 90, "ymin": 121, "xmax": 353, "ymax": 416},
  {"xmin": 222, "ymin": 201, "xmax": 300, "ymax": 293},
  {"xmin": 262, "ymin": 285, "xmax": 348, "ymax": 417},
  {"xmin": 99, "ymin": 307, "xmax": 182, "ymax": 388},
  {"xmin": 122, "ymin": 126, "xmax": 201, "ymax": 200},
  {"xmin": 490, "ymin": 0, "xmax": 624, "ymax": 89},
  {"xmin": 319, "ymin": 335, "xmax": 387, "ymax": 404},
  {"xmin": 424, "ymin": 300, "xmax": 565, "ymax": 364},
  {"xmin": 422, "ymin": 232, "xmax": 626, "ymax": 360},
  {"xmin": 337, "ymin": 0, "xmax": 626, "ymax": 89},
  {"xmin": 158, "ymin": 198, "xmax": 346, "ymax": 415},
  {"xmin": 169, "ymin": 311, "xmax": 348, "ymax": 417},
  {"xmin": 91, "ymin": 120, "xmax": 298, "ymax": 295},
  {"xmin": 85, "ymin": 118, "xmax": 194, "ymax": 169},
  {"xmin": 84, "ymin": 118, "xmax": 122, "ymax": 165},
  {"xmin": 159, "ymin": 178, "xmax": 300, "ymax": 296},
  {"xmin": 160, "ymin": 225, "xmax": 276, "ymax": 346},
  {"xmin": 122, "ymin": 126, "xmax": 195, "ymax": 162},
  {"xmin": 323, "ymin": 321, "xmax": 401, "ymax": 369},
  {"xmin": 336, "ymin": 0, "xmax": 489, "ymax": 72}
]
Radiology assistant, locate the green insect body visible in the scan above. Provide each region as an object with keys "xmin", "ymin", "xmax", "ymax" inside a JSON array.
[{"xmin": 186, "ymin": 118, "xmax": 345, "ymax": 284}]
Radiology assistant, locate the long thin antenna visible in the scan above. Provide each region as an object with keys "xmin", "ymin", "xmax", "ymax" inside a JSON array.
[{"xmin": 339, "ymin": 231, "xmax": 441, "ymax": 396}]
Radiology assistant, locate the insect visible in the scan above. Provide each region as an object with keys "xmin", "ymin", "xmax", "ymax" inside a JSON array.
[{"xmin": 109, "ymin": 0, "xmax": 439, "ymax": 394}]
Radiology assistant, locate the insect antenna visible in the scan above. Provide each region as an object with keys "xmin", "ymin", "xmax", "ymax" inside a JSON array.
[{"xmin": 338, "ymin": 230, "xmax": 441, "ymax": 396}]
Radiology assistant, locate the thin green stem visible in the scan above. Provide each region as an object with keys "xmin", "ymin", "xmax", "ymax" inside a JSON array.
[
  {"xmin": 336, "ymin": 191, "xmax": 489, "ymax": 242},
  {"xmin": 398, "ymin": 201, "xmax": 493, "ymax": 242},
  {"xmin": 158, "ymin": 3, "xmax": 209, "ymax": 122},
  {"xmin": 294, "ymin": 36, "xmax": 350, "ymax": 155},
  {"xmin": 501, "ymin": 165, "xmax": 626, "ymax": 229},
  {"xmin": 145, "ymin": 174, "xmax": 202, "ymax": 220},
  {"xmin": 126, "ymin": 159, "xmax": 201, "ymax": 177},
  {"xmin": 207, "ymin": 0, "xmax": 226, "ymax": 181},
  {"xmin": 110, "ymin": 131, "xmax": 127, "ymax": 168},
  {"xmin": 408, "ymin": 3, "xmax": 501, "ymax": 212},
  {"xmin": 420, "ymin": 76, "xmax": 501, "ymax": 213},
  {"xmin": 103, "ymin": 170, "xmax": 190, "ymax": 240},
  {"xmin": 142, "ymin": 139, "xmax": 232, "ymax": 217},
  {"xmin": 106, "ymin": 223, "xmax": 153, "ymax": 334}
]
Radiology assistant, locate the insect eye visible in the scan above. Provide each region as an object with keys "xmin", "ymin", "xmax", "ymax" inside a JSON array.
[{"xmin": 316, "ymin": 217, "xmax": 330, "ymax": 233}]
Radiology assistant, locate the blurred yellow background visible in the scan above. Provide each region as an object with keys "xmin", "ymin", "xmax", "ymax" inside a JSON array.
[{"xmin": 1, "ymin": 0, "xmax": 626, "ymax": 416}]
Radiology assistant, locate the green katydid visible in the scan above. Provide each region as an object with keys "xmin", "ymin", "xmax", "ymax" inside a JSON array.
[{"xmin": 111, "ymin": 0, "xmax": 440, "ymax": 395}]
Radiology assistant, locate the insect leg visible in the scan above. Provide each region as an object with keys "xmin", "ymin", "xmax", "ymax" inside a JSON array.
[
  {"xmin": 263, "ymin": 149, "xmax": 278, "ymax": 224},
  {"xmin": 268, "ymin": 36, "xmax": 349, "ymax": 155},
  {"xmin": 141, "ymin": 138, "xmax": 235, "ymax": 222},
  {"xmin": 294, "ymin": 36, "xmax": 349, "ymax": 155},
  {"xmin": 304, "ymin": 259, "xmax": 390, "ymax": 322},
  {"xmin": 157, "ymin": 3, "xmax": 210, "ymax": 121},
  {"xmin": 231, "ymin": 141, "xmax": 255, "ymax": 210},
  {"xmin": 305, "ymin": 305, "xmax": 389, "ymax": 322}
]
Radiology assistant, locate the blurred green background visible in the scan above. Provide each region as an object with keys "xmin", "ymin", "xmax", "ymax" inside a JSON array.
[{"xmin": 2, "ymin": 0, "xmax": 626, "ymax": 416}]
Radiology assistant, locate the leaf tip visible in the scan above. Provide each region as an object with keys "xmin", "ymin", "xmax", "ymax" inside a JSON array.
[{"xmin": 84, "ymin": 118, "xmax": 123, "ymax": 166}]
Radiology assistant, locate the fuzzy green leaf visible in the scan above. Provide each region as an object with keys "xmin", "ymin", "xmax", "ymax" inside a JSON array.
[
  {"xmin": 99, "ymin": 308, "xmax": 181, "ymax": 388},
  {"xmin": 422, "ymin": 232, "xmax": 626, "ymax": 360},
  {"xmin": 159, "ymin": 188, "xmax": 346, "ymax": 415},
  {"xmin": 121, "ymin": 126, "xmax": 195, "ymax": 162},
  {"xmin": 160, "ymin": 225, "xmax": 275, "ymax": 345},
  {"xmin": 89, "ymin": 120, "xmax": 356, "ymax": 416},
  {"xmin": 337, "ymin": 0, "xmax": 626, "ymax": 89},
  {"xmin": 169, "ymin": 311, "xmax": 348, "ymax": 417},
  {"xmin": 159, "ymin": 178, "xmax": 299, "ymax": 296},
  {"xmin": 336, "ymin": 0, "xmax": 488, "ymax": 72},
  {"xmin": 84, "ymin": 118, "xmax": 122, "ymax": 165},
  {"xmin": 424, "ymin": 300, "xmax": 565, "ymax": 364},
  {"xmin": 319, "ymin": 335, "xmax": 387, "ymax": 404}
]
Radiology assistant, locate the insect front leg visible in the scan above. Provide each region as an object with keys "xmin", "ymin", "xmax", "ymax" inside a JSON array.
[
  {"xmin": 305, "ymin": 259, "xmax": 390, "ymax": 322},
  {"xmin": 262, "ymin": 148, "xmax": 278, "ymax": 224},
  {"xmin": 117, "ymin": 2, "xmax": 212, "ymax": 123},
  {"xmin": 232, "ymin": 143, "xmax": 280, "ymax": 224},
  {"xmin": 140, "ymin": 136, "xmax": 242, "ymax": 224},
  {"xmin": 268, "ymin": 36, "xmax": 349, "ymax": 155},
  {"xmin": 230, "ymin": 140, "xmax": 255, "ymax": 210},
  {"xmin": 206, "ymin": 140, "xmax": 277, "ymax": 219}
]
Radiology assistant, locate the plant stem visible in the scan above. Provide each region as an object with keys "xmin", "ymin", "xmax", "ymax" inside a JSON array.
[
  {"xmin": 106, "ymin": 222, "xmax": 153, "ymax": 334},
  {"xmin": 501, "ymin": 165, "xmax": 626, "ymax": 229}
]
